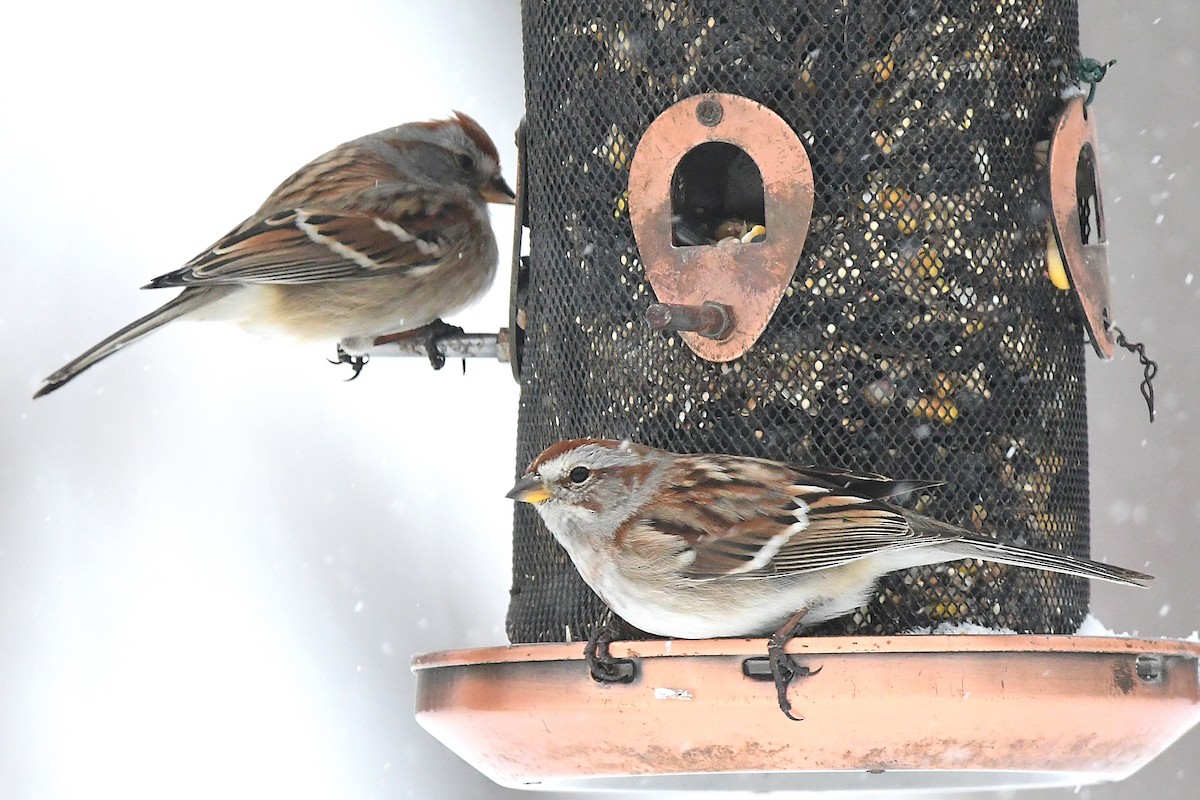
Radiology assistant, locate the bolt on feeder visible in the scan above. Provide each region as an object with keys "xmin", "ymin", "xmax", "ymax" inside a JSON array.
[{"xmin": 412, "ymin": 0, "xmax": 1195, "ymax": 790}]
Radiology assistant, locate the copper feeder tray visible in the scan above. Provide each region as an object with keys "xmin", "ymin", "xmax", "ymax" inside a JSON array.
[{"xmin": 412, "ymin": 635, "xmax": 1200, "ymax": 792}]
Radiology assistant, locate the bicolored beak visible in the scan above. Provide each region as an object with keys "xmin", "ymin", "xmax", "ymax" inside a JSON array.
[
  {"xmin": 482, "ymin": 175, "xmax": 516, "ymax": 205},
  {"xmin": 506, "ymin": 474, "xmax": 551, "ymax": 504}
]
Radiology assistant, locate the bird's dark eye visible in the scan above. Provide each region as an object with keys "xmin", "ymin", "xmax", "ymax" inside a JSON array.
[
  {"xmin": 568, "ymin": 466, "xmax": 591, "ymax": 484},
  {"xmin": 456, "ymin": 153, "xmax": 476, "ymax": 173}
]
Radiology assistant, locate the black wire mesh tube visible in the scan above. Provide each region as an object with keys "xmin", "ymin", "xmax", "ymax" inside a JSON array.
[{"xmin": 511, "ymin": 0, "xmax": 1091, "ymax": 643}]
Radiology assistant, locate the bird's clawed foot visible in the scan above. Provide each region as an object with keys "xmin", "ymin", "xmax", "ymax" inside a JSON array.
[
  {"xmin": 370, "ymin": 320, "xmax": 467, "ymax": 371},
  {"xmin": 329, "ymin": 345, "xmax": 368, "ymax": 381},
  {"xmin": 767, "ymin": 609, "xmax": 820, "ymax": 721},
  {"xmin": 419, "ymin": 319, "xmax": 465, "ymax": 371},
  {"xmin": 584, "ymin": 624, "xmax": 637, "ymax": 684}
]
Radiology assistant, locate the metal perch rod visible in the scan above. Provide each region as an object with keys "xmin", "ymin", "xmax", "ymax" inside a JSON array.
[{"xmin": 366, "ymin": 330, "xmax": 510, "ymax": 363}]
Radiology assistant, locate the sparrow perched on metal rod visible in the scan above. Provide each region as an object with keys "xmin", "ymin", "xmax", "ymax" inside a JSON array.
[
  {"xmin": 508, "ymin": 438, "xmax": 1152, "ymax": 719},
  {"xmin": 35, "ymin": 112, "xmax": 514, "ymax": 397}
]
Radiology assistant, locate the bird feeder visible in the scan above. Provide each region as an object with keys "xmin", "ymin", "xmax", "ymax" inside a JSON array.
[{"xmin": 412, "ymin": 0, "xmax": 1196, "ymax": 790}]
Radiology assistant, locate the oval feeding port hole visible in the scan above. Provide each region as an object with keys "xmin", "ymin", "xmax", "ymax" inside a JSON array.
[
  {"xmin": 670, "ymin": 141, "xmax": 766, "ymax": 247},
  {"xmin": 1076, "ymin": 145, "xmax": 1101, "ymax": 244}
]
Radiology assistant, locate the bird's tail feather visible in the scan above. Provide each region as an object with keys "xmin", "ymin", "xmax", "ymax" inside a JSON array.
[
  {"xmin": 35, "ymin": 290, "xmax": 213, "ymax": 398},
  {"xmin": 944, "ymin": 537, "xmax": 1152, "ymax": 587}
]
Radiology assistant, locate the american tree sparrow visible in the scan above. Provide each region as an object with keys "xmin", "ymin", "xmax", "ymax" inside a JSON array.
[
  {"xmin": 508, "ymin": 438, "xmax": 1151, "ymax": 717},
  {"xmin": 36, "ymin": 112, "xmax": 513, "ymax": 397}
]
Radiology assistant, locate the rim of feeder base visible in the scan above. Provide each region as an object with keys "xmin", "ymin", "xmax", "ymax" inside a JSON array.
[{"xmin": 411, "ymin": 635, "xmax": 1200, "ymax": 792}]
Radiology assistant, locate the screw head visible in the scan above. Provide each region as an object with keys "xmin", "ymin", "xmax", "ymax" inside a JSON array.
[
  {"xmin": 696, "ymin": 97, "xmax": 724, "ymax": 127},
  {"xmin": 1135, "ymin": 653, "xmax": 1164, "ymax": 683}
]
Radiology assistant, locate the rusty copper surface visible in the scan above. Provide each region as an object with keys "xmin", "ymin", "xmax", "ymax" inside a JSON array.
[
  {"xmin": 628, "ymin": 93, "xmax": 815, "ymax": 362},
  {"xmin": 412, "ymin": 636, "xmax": 1200, "ymax": 790},
  {"xmin": 1048, "ymin": 96, "xmax": 1116, "ymax": 359}
]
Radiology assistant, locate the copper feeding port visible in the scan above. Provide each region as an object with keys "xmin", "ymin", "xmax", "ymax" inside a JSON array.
[
  {"xmin": 1047, "ymin": 95, "xmax": 1115, "ymax": 359},
  {"xmin": 628, "ymin": 93, "xmax": 814, "ymax": 362},
  {"xmin": 646, "ymin": 301, "xmax": 734, "ymax": 340}
]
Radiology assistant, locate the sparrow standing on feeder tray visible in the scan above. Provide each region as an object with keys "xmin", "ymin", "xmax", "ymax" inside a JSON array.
[
  {"xmin": 507, "ymin": 438, "xmax": 1153, "ymax": 719},
  {"xmin": 35, "ymin": 113, "xmax": 514, "ymax": 398}
]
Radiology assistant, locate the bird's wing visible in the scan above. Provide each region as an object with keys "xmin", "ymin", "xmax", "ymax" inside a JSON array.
[
  {"xmin": 144, "ymin": 191, "xmax": 471, "ymax": 288},
  {"xmin": 793, "ymin": 464, "xmax": 943, "ymax": 503},
  {"xmin": 642, "ymin": 456, "xmax": 942, "ymax": 579}
]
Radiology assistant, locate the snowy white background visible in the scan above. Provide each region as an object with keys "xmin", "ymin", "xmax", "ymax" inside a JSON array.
[{"xmin": 1, "ymin": 2, "xmax": 1196, "ymax": 798}]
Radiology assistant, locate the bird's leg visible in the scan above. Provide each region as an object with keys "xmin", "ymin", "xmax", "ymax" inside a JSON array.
[
  {"xmin": 371, "ymin": 321, "xmax": 468, "ymax": 371},
  {"xmin": 583, "ymin": 623, "xmax": 637, "ymax": 684},
  {"xmin": 328, "ymin": 344, "xmax": 368, "ymax": 381},
  {"xmin": 419, "ymin": 319, "xmax": 465, "ymax": 371},
  {"xmin": 767, "ymin": 608, "xmax": 821, "ymax": 721}
]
